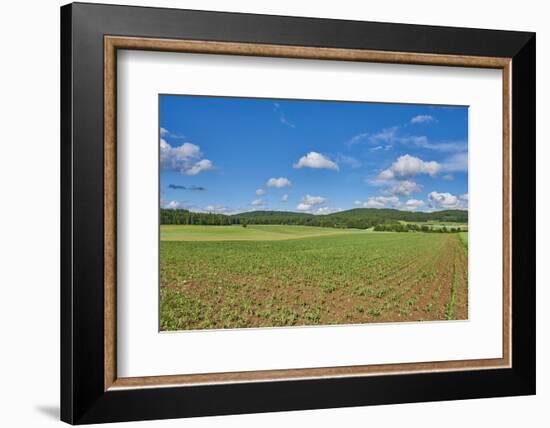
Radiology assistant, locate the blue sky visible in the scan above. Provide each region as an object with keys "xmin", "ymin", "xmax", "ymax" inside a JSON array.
[{"xmin": 160, "ymin": 95, "xmax": 468, "ymax": 215}]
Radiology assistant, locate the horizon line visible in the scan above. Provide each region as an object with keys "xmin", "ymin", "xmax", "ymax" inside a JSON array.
[{"xmin": 160, "ymin": 207, "xmax": 469, "ymax": 216}]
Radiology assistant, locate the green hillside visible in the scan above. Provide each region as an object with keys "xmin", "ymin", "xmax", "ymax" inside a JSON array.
[{"xmin": 161, "ymin": 208, "xmax": 467, "ymax": 230}]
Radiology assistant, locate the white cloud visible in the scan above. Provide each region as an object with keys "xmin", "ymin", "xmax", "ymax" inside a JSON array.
[
  {"xmin": 204, "ymin": 205, "xmax": 232, "ymax": 214},
  {"xmin": 160, "ymin": 139, "xmax": 214, "ymax": 176},
  {"xmin": 161, "ymin": 200, "xmax": 181, "ymax": 209},
  {"xmin": 428, "ymin": 192, "xmax": 457, "ymax": 208},
  {"xmin": 315, "ymin": 207, "xmax": 341, "ymax": 215},
  {"xmin": 296, "ymin": 203, "xmax": 312, "ymax": 211},
  {"xmin": 376, "ymin": 169, "xmax": 396, "ymax": 181},
  {"xmin": 411, "ymin": 115, "xmax": 435, "ymax": 124},
  {"xmin": 353, "ymin": 196, "xmax": 434, "ymax": 211},
  {"xmin": 400, "ymin": 199, "xmax": 426, "ymax": 211},
  {"xmin": 303, "ymin": 195, "xmax": 326, "ymax": 205},
  {"xmin": 255, "ymin": 188, "xmax": 265, "ymax": 196},
  {"xmin": 355, "ymin": 196, "xmax": 400, "ymax": 209},
  {"xmin": 159, "ymin": 127, "xmax": 186, "ymax": 139},
  {"xmin": 428, "ymin": 191, "xmax": 468, "ymax": 210},
  {"xmin": 293, "ymin": 152, "xmax": 339, "ymax": 171},
  {"xmin": 376, "ymin": 154, "xmax": 441, "ymax": 181},
  {"xmin": 281, "ymin": 194, "xmax": 289, "ymax": 202},
  {"xmin": 391, "ymin": 155, "xmax": 440, "ymax": 177},
  {"xmin": 386, "ymin": 180, "xmax": 422, "ymax": 196},
  {"xmin": 353, "ymin": 191, "xmax": 468, "ymax": 212},
  {"xmin": 353, "ymin": 196, "xmax": 431, "ymax": 211},
  {"xmin": 296, "ymin": 194, "xmax": 327, "ymax": 212},
  {"xmin": 266, "ymin": 177, "xmax": 292, "ymax": 188},
  {"xmin": 250, "ymin": 198, "xmax": 265, "ymax": 206},
  {"xmin": 442, "ymin": 174, "xmax": 454, "ymax": 181},
  {"xmin": 185, "ymin": 159, "xmax": 213, "ymax": 176}
]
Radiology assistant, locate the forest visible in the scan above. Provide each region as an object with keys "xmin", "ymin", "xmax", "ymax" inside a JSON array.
[{"xmin": 160, "ymin": 208, "xmax": 468, "ymax": 230}]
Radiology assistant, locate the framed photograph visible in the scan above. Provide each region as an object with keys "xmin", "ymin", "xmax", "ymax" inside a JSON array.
[{"xmin": 61, "ymin": 2, "xmax": 535, "ymax": 424}]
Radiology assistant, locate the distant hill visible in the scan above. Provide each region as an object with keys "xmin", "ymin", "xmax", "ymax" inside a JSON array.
[
  {"xmin": 232, "ymin": 208, "xmax": 467, "ymax": 228},
  {"xmin": 161, "ymin": 207, "xmax": 467, "ymax": 229}
]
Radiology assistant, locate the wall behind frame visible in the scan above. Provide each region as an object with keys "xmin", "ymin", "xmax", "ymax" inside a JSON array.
[{"xmin": 0, "ymin": 1, "xmax": 545, "ymax": 427}]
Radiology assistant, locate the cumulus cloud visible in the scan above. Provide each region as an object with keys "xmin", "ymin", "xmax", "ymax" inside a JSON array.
[
  {"xmin": 160, "ymin": 139, "xmax": 214, "ymax": 176},
  {"xmin": 281, "ymin": 194, "xmax": 289, "ymax": 202},
  {"xmin": 376, "ymin": 154, "xmax": 440, "ymax": 181},
  {"xmin": 442, "ymin": 174, "xmax": 454, "ymax": 181},
  {"xmin": 428, "ymin": 192, "xmax": 457, "ymax": 208},
  {"xmin": 352, "ymin": 191, "xmax": 467, "ymax": 212},
  {"xmin": 428, "ymin": 191, "xmax": 468, "ymax": 210},
  {"xmin": 293, "ymin": 152, "xmax": 339, "ymax": 171},
  {"xmin": 411, "ymin": 115, "xmax": 435, "ymax": 124},
  {"xmin": 400, "ymin": 199, "xmax": 426, "ymax": 211},
  {"xmin": 296, "ymin": 194, "xmax": 327, "ymax": 212},
  {"xmin": 376, "ymin": 169, "xmax": 396, "ymax": 181},
  {"xmin": 266, "ymin": 177, "xmax": 292, "ymax": 188},
  {"xmin": 255, "ymin": 188, "xmax": 265, "ymax": 196},
  {"xmin": 315, "ymin": 207, "xmax": 341, "ymax": 215},
  {"xmin": 385, "ymin": 180, "xmax": 423, "ymax": 196},
  {"xmin": 303, "ymin": 195, "xmax": 326, "ymax": 205},
  {"xmin": 354, "ymin": 196, "xmax": 400, "ymax": 209},
  {"xmin": 353, "ymin": 196, "xmax": 429, "ymax": 211},
  {"xmin": 353, "ymin": 196, "xmax": 430, "ymax": 211},
  {"xmin": 185, "ymin": 159, "xmax": 213, "ymax": 176}
]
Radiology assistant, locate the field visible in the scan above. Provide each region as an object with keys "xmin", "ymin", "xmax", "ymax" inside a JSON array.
[
  {"xmin": 458, "ymin": 231, "xmax": 468, "ymax": 248},
  {"xmin": 160, "ymin": 225, "xmax": 468, "ymax": 330},
  {"xmin": 161, "ymin": 224, "xmax": 361, "ymax": 241}
]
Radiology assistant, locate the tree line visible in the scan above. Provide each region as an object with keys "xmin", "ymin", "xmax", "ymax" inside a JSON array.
[
  {"xmin": 373, "ymin": 223, "xmax": 465, "ymax": 233},
  {"xmin": 161, "ymin": 208, "xmax": 237, "ymax": 226},
  {"xmin": 160, "ymin": 208, "xmax": 467, "ymax": 231}
]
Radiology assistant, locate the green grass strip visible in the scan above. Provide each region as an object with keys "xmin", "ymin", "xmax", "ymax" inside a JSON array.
[{"xmin": 445, "ymin": 256, "xmax": 459, "ymax": 320}]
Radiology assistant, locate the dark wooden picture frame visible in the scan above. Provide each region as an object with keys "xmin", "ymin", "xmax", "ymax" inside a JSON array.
[{"xmin": 61, "ymin": 2, "xmax": 535, "ymax": 424}]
